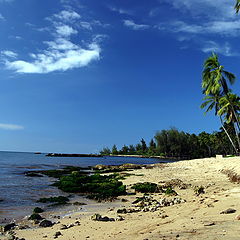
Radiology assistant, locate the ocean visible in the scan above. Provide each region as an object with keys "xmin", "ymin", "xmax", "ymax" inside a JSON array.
[{"xmin": 0, "ymin": 151, "xmax": 171, "ymax": 223}]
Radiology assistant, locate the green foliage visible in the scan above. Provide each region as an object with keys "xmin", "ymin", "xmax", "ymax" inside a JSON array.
[
  {"xmin": 37, "ymin": 196, "xmax": 69, "ymax": 205},
  {"xmin": 40, "ymin": 166, "xmax": 87, "ymax": 178},
  {"xmin": 55, "ymin": 173, "xmax": 126, "ymax": 201},
  {"xmin": 112, "ymin": 144, "xmax": 118, "ymax": 155},
  {"xmin": 131, "ymin": 182, "xmax": 161, "ymax": 193},
  {"xmin": 100, "ymin": 147, "xmax": 111, "ymax": 155},
  {"xmin": 165, "ymin": 187, "xmax": 177, "ymax": 196}
]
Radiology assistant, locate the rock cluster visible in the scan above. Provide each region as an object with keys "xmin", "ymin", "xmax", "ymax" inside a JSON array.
[
  {"xmin": 118, "ymin": 195, "xmax": 186, "ymax": 214},
  {"xmin": 91, "ymin": 214, "xmax": 124, "ymax": 222}
]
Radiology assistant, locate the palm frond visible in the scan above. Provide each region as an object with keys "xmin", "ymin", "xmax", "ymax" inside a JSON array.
[{"xmin": 235, "ymin": 0, "xmax": 240, "ymax": 13}]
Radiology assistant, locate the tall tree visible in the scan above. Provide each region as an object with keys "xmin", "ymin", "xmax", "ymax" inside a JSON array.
[
  {"xmin": 201, "ymin": 93, "xmax": 238, "ymax": 153},
  {"xmin": 202, "ymin": 53, "xmax": 235, "ymax": 95},
  {"xmin": 218, "ymin": 93, "xmax": 240, "ymax": 151}
]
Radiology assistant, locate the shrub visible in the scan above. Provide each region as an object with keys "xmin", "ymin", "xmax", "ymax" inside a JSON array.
[{"xmin": 131, "ymin": 182, "xmax": 162, "ymax": 193}]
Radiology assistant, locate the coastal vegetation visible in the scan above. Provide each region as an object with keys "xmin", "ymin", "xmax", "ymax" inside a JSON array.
[
  {"xmin": 100, "ymin": 125, "xmax": 238, "ymax": 159},
  {"xmin": 201, "ymin": 53, "xmax": 240, "ymax": 155}
]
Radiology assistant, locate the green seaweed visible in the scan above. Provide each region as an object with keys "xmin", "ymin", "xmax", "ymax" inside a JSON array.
[{"xmin": 131, "ymin": 182, "xmax": 162, "ymax": 193}]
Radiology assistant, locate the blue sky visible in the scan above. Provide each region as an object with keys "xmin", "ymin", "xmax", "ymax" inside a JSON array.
[{"xmin": 0, "ymin": 0, "xmax": 240, "ymax": 153}]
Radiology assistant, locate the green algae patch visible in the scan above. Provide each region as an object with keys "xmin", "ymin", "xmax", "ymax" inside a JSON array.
[{"xmin": 54, "ymin": 173, "xmax": 126, "ymax": 201}]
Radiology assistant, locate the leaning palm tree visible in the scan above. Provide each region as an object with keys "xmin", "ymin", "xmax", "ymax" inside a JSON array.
[
  {"xmin": 201, "ymin": 93, "xmax": 238, "ymax": 153},
  {"xmin": 218, "ymin": 93, "xmax": 240, "ymax": 151},
  {"xmin": 235, "ymin": 0, "xmax": 240, "ymax": 13},
  {"xmin": 202, "ymin": 53, "xmax": 236, "ymax": 95}
]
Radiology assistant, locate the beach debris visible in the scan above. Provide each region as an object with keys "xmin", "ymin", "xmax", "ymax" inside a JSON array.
[
  {"xmin": 160, "ymin": 179, "xmax": 190, "ymax": 189},
  {"xmin": 39, "ymin": 220, "xmax": 54, "ymax": 227},
  {"xmin": 194, "ymin": 186, "xmax": 205, "ymax": 196},
  {"xmin": 54, "ymin": 231, "xmax": 62, "ymax": 239},
  {"xmin": 91, "ymin": 214, "xmax": 115, "ymax": 222},
  {"xmin": 235, "ymin": 215, "xmax": 240, "ymax": 220},
  {"xmin": 221, "ymin": 169, "xmax": 240, "ymax": 183},
  {"xmin": 160, "ymin": 214, "xmax": 169, "ymax": 219},
  {"xmin": 203, "ymin": 222, "xmax": 215, "ymax": 226},
  {"xmin": 220, "ymin": 208, "xmax": 236, "ymax": 214}
]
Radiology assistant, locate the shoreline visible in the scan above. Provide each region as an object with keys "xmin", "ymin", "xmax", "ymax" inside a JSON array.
[{"xmin": 2, "ymin": 156, "xmax": 240, "ymax": 239}]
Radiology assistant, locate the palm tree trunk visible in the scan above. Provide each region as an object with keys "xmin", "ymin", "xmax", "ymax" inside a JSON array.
[
  {"xmin": 233, "ymin": 123, "xmax": 240, "ymax": 154},
  {"xmin": 220, "ymin": 116, "xmax": 238, "ymax": 154},
  {"xmin": 230, "ymin": 107, "xmax": 240, "ymax": 153}
]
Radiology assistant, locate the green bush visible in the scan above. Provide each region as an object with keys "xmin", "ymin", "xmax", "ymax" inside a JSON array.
[{"xmin": 131, "ymin": 182, "xmax": 161, "ymax": 193}]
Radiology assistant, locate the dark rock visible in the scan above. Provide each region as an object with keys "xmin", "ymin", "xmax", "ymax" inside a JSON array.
[
  {"xmin": 117, "ymin": 208, "xmax": 127, "ymax": 214},
  {"xmin": 25, "ymin": 172, "xmax": 43, "ymax": 177},
  {"xmin": 39, "ymin": 220, "xmax": 54, "ymax": 228},
  {"xmin": 116, "ymin": 216, "xmax": 125, "ymax": 221},
  {"xmin": 33, "ymin": 207, "xmax": 44, "ymax": 213},
  {"xmin": 60, "ymin": 224, "xmax": 68, "ymax": 230},
  {"xmin": 72, "ymin": 202, "xmax": 87, "ymax": 206},
  {"xmin": 1, "ymin": 223, "xmax": 16, "ymax": 232},
  {"xmin": 220, "ymin": 208, "xmax": 236, "ymax": 214},
  {"xmin": 54, "ymin": 231, "xmax": 62, "ymax": 238},
  {"xmin": 28, "ymin": 213, "xmax": 43, "ymax": 221},
  {"xmin": 91, "ymin": 214, "xmax": 115, "ymax": 222}
]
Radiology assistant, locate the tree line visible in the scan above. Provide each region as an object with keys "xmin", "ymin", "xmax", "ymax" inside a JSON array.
[{"xmin": 100, "ymin": 125, "xmax": 237, "ymax": 159}]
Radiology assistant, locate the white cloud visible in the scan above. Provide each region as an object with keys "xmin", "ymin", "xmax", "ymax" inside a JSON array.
[
  {"xmin": 165, "ymin": 0, "xmax": 235, "ymax": 20},
  {"xmin": 1, "ymin": 50, "xmax": 18, "ymax": 58},
  {"xmin": 123, "ymin": 20, "xmax": 150, "ymax": 30},
  {"xmin": 0, "ymin": 13, "xmax": 5, "ymax": 21},
  {"xmin": 164, "ymin": 19, "xmax": 240, "ymax": 36},
  {"xmin": 1, "ymin": 8, "xmax": 104, "ymax": 74},
  {"xmin": 5, "ymin": 42, "xmax": 100, "ymax": 74},
  {"xmin": 53, "ymin": 10, "xmax": 81, "ymax": 22},
  {"xmin": 79, "ymin": 21, "xmax": 92, "ymax": 30},
  {"xmin": 0, "ymin": 123, "xmax": 24, "ymax": 130},
  {"xmin": 109, "ymin": 6, "xmax": 132, "ymax": 15},
  {"xmin": 201, "ymin": 41, "xmax": 238, "ymax": 57},
  {"xmin": 55, "ymin": 24, "xmax": 78, "ymax": 37}
]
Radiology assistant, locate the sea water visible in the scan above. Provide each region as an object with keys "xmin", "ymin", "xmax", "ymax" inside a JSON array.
[{"xmin": 0, "ymin": 151, "xmax": 171, "ymax": 223}]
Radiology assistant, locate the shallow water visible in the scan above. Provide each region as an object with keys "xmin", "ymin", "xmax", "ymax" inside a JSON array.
[{"xmin": 0, "ymin": 151, "xmax": 171, "ymax": 223}]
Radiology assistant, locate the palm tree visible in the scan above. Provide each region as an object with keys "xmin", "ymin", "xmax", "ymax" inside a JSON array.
[
  {"xmin": 218, "ymin": 93, "xmax": 240, "ymax": 151},
  {"xmin": 202, "ymin": 53, "xmax": 235, "ymax": 95},
  {"xmin": 201, "ymin": 93, "xmax": 238, "ymax": 153},
  {"xmin": 235, "ymin": 0, "xmax": 240, "ymax": 13}
]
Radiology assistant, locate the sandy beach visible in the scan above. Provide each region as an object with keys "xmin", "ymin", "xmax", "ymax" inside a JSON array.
[{"xmin": 3, "ymin": 156, "xmax": 240, "ymax": 240}]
